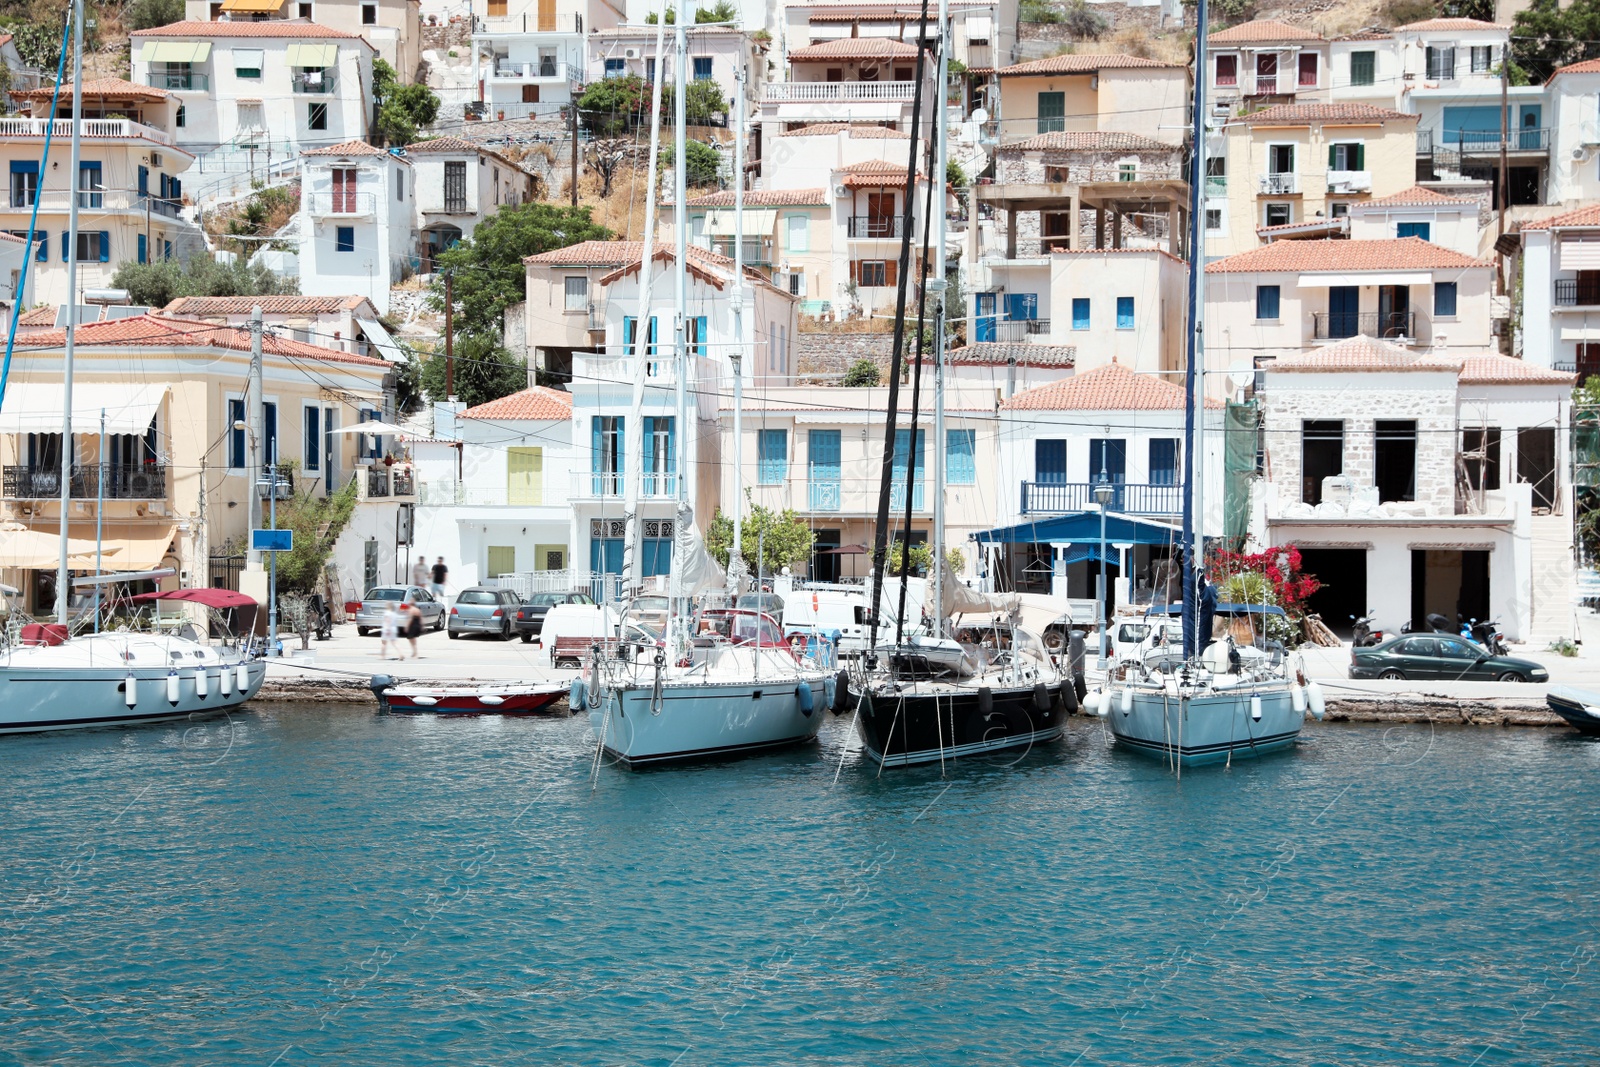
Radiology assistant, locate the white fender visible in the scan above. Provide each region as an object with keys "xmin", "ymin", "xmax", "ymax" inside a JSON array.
[
  {"xmin": 1306, "ymin": 681, "xmax": 1326, "ymax": 721},
  {"xmin": 219, "ymin": 664, "xmax": 234, "ymax": 696},
  {"xmin": 1119, "ymin": 687, "xmax": 1133, "ymax": 715},
  {"xmin": 236, "ymin": 662, "xmax": 250, "ymax": 692},
  {"xmin": 166, "ymin": 672, "xmax": 181, "ymax": 704},
  {"xmin": 1250, "ymin": 694, "xmax": 1262, "ymax": 722},
  {"xmin": 123, "ymin": 674, "xmax": 137, "ymax": 707},
  {"xmin": 479, "ymin": 695, "xmax": 505, "ymax": 706},
  {"xmin": 412, "ymin": 695, "xmax": 438, "ymax": 706},
  {"xmin": 194, "ymin": 669, "xmax": 209, "ymax": 698},
  {"xmin": 1290, "ymin": 684, "xmax": 1307, "ymax": 714}
]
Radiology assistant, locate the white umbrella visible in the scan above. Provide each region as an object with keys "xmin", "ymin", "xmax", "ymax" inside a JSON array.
[{"xmin": 329, "ymin": 421, "xmax": 414, "ymax": 437}]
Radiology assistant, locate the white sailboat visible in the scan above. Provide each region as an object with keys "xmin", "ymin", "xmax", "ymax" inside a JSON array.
[
  {"xmin": 0, "ymin": 0, "xmax": 264, "ymax": 733},
  {"xmin": 583, "ymin": 0, "xmax": 831, "ymax": 768},
  {"xmin": 1095, "ymin": 0, "xmax": 1318, "ymax": 767}
]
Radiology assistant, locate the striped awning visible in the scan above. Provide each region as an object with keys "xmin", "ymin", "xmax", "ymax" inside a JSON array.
[
  {"xmin": 286, "ymin": 43, "xmax": 339, "ymax": 67},
  {"xmin": 221, "ymin": 0, "xmax": 284, "ymax": 10},
  {"xmin": 140, "ymin": 41, "xmax": 212, "ymax": 63}
]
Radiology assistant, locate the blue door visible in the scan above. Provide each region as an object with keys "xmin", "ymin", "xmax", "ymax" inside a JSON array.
[
  {"xmin": 590, "ymin": 538, "xmax": 624, "ymax": 575},
  {"xmin": 1328, "ymin": 286, "xmax": 1359, "ymax": 338},
  {"xmin": 1520, "ymin": 104, "xmax": 1542, "ymax": 149},
  {"xmin": 975, "ymin": 293, "xmax": 997, "ymax": 342}
]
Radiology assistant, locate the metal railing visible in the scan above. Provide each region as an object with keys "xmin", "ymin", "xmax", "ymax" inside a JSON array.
[
  {"xmin": 991, "ymin": 319, "xmax": 1050, "ymax": 342},
  {"xmin": 1312, "ymin": 311, "xmax": 1417, "ymax": 339},
  {"xmin": 1259, "ymin": 173, "xmax": 1299, "ymax": 194},
  {"xmin": 473, "ymin": 11, "xmax": 584, "ymax": 33},
  {"xmin": 1422, "ymin": 127, "xmax": 1549, "ymax": 154},
  {"xmin": 762, "ymin": 81, "xmax": 916, "ymax": 103},
  {"xmin": 442, "ymin": 196, "xmax": 469, "ymax": 214},
  {"xmin": 2, "ymin": 464, "xmax": 169, "ymax": 500},
  {"xmin": 291, "ymin": 70, "xmax": 339, "ymax": 94},
  {"xmin": 306, "ymin": 191, "xmax": 377, "ymax": 216},
  {"xmin": 1020, "ymin": 480, "xmax": 1181, "ymax": 515},
  {"xmin": 571, "ymin": 469, "xmax": 678, "ymax": 499},
  {"xmin": 1554, "ymin": 279, "xmax": 1600, "ymax": 306},
  {"xmin": 1204, "ymin": 175, "xmax": 1227, "ymax": 195},
  {"xmin": 847, "ymin": 215, "xmax": 905, "ymax": 238},
  {"xmin": 808, "ymin": 480, "xmax": 841, "ymax": 512},
  {"xmin": 145, "ymin": 70, "xmax": 208, "ymax": 91},
  {"xmin": 0, "ymin": 117, "xmax": 174, "ymax": 146},
  {"xmin": 492, "ymin": 60, "xmax": 570, "ymax": 80}
]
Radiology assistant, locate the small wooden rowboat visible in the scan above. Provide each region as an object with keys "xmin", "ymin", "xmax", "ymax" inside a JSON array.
[{"xmin": 368, "ymin": 676, "xmax": 568, "ymax": 716}]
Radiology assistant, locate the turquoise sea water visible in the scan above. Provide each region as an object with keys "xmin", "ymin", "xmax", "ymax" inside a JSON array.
[{"xmin": 2, "ymin": 707, "xmax": 1598, "ymax": 1066}]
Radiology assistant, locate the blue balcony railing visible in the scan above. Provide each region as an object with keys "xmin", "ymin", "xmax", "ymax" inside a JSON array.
[
  {"xmin": 1020, "ymin": 480, "xmax": 1181, "ymax": 515},
  {"xmin": 809, "ymin": 480, "xmax": 841, "ymax": 511}
]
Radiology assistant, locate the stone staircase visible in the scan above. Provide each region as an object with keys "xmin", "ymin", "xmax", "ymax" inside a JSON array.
[{"xmin": 1526, "ymin": 510, "xmax": 1577, "ymax": 645}]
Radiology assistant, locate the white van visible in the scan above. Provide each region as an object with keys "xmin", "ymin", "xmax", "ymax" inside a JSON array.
[
  {"xmin": 537, "ymin": 603, "xmax": 619, "ymax": 666},
  {"xmin": 782, "ymin": 588, "xmax": 875, "ymax": 655}
]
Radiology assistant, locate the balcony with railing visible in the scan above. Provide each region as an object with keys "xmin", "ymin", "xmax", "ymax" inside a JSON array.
[
  {"xmin": 1553, "ymin": 279, "xmax": 1600, "ymax": 307},
  {"xmin": 1421, "ymin": 127, "xmax": 1549, "ymax": 156},
  {"xmin": 1019, "ymin": 480, "xmax": 1181, "ymax": 515},
  {"xmin": 291, "ymin": 70, "xmax": 339, "ymax": 94},
  {"xmin": 2, "ymin": 464, "xmax": 169, "ymax": 500},
  {"xmin": 0, "ymin": 116, "xmax": 175, "ymax": 147},
  {"xmin": 1259, "ymin": 172, "xmax": 1299, "ymax": 195},
  {"xmin": 490, "ymin": 60, "xmax": 572, "ymax": 82},
  {"xmin": 847, "ymin": 215, "xmax": 906, "ymax": 239},
  {"xmin": 473, "ymin": 11, "xmax": 583, "ymax": 34},
  {"xmin": 705, "ymin": 235, "xmax": 775, "ymax": 264},
  {"xmin": 762, "ymin": 81, "xmax": 916, "ymax": 103},
  {"xmin": 145, "ymin": 70, "xmax": 208, "ymax": 92},
  {"xmin": 1204, "ymin": 174, "xmax": 1227, "ymax": 196},
  {"xmin": 306, "ymin": 191, "xmax": 377, "ymax": 216},
  {"xmin": 362, "ymin": 465, "xmax": 416, "ymax": 499},
  {"xmin": 1311, "ymin": 310, "xmax": 1418, "ymax": 340},
  {"xmin": 570, "ymin": 469, "xmax": 678, "ymax": 499},
  {"xmin": 991, "ymin": 318, "xmax": 1051, "ymax": 342},
  {"xmin": 1326, "ymin": 169, "xmax": 1372, "ymax": 193}
]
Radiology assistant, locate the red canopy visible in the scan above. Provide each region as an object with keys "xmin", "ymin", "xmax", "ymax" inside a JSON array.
[{"xmin": 130, "ymin": 588, "xmax": 258, "ymax": 609}]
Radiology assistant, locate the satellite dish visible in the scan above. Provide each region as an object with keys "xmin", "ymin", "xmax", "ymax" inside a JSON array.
[
  {"xmin": 971, "ymin": 107, "xmax": 989, "ymax": 125},
  {"xmin": 1227, "ymin": 361, "xmax": 1257, "ymax": 391}
]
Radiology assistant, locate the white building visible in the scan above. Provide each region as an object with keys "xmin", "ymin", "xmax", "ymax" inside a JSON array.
[
  {"xmin": 411, "ymin": 387, "xmax": 577, "ymax": 592},
  {"xmin": 129, "ymin": 21, "xmax": 375, "ymax": 164},
  {"xmin": 1345, "ymin": 185, "xmax": 1486, "ymax": 257},
  {"xmin": 404, "ymin": 136, "xmax": 536, "ymax": 269},
  {"xmin": 159, "ymin": 294, "xmax": 392, "ymax": 358},
  {"xmin": 182, "ymin": 0, "xmax": 420, "ymax": 84},
  {"xmin": 296, "ymin": 140, "xmax": 416, "ymax": 315},
  {"xmin": 587, "ymin": 25, "xmax": 762, "ymax": 117},
  {"xmin": 0, "ymin": 80, "xmax": 205, "ymax": 305},
  {"xmin": 1252, "ymin": 334, "xmax": 1574, "ymax": 643},
  {"xmin": 1542, "ymin": 57, "xmax": 1600, "ymax": 206},
  {"xmin": 471, "ymin": 0, "xmax": 617, "ymax": 120},
  {"xmin": 1518, "ymin": 203, "xmax": 1600, "ymax": 376}
]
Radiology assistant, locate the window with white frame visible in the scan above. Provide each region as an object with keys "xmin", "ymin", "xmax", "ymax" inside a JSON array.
[
  {"xmin": 564, "ymin": 276, "xmax": 588, "ymax": 312},
  {"xmin": 1264, "ymin": 202, "xmax": 1292, "ymax": 227}
]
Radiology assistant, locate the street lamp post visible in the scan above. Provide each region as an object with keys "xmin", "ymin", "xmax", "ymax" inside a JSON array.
[
  {"xmin": 1094, "ymin": 465, "xmax": 1114, "ymax": 669},
  {"xmin": 266, "ymin": 463, "xmax": 279, "ymax": 656}
]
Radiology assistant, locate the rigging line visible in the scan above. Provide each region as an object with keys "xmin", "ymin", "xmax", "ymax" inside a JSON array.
[{"xmin": 0, "ymin": 10, "xmax": 74, "ymax": 413}]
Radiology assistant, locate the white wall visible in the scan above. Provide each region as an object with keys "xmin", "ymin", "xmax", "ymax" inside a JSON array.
[{"xmin": 298, "ymin": 155, "xmax": 416, "ymax": 314}]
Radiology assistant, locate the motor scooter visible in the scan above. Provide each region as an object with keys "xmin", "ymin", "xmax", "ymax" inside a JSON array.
[{"xmin": 1351, "ymin": 610, "xmax": 1384, "ymax": 647}]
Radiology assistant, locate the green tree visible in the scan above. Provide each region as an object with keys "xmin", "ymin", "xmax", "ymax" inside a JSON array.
[
  {"xmin": 706, "ymin": 502, "xmax": 816, "ymax": 575},
  {"xmin": 664, "ymin": 138, "xmax": 721, "ymax": 186},
  {"xmin": 273, "ymin": 473, "xmax": 359, "ymax": 593},
  {"xmin": 372, "ymin": 57, "xmax": 440, "ymax": 145},
  {"xmin": 946, "ymin": 158, "xmax": 968, "ymax": 188},
  {"xmin": 1061, "ymin": 0, "xmax": 1111, "ymax": 37},
  {"xmin": 576, "ymin": 73, "xmax": 652, "ymax": 134},
  {"xmin": 682, "ymin": 79, "xmax": 728, "ymax": 125},
  {"xmin": 427, "ymin": 202, "xmax": 612, "ymax": 337},
  {"xmin": 1511, "ymin": 0, "xmax": 1600, "ymax": 81},
  {"xmin": 842, "ymin": 358, "xmax": 880, "ymax": 386},
  {"xmin": 418, "ymin": 332, "xmax": 528, "ymax": 409},
  {"xmin": 111, "ymin": 254, "xmax": 297, "ymax": 309},
  {"xmin": 697, "ymin": 0, "xmax": 738, "ymax": 21},
  {"xmin": 126, "ymin": 0, "xmax": 185, "ymax": 31}
]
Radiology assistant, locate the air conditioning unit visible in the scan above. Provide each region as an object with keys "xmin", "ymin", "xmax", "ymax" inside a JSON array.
[
  {"xmin": 150, "ymin": 152, "xmax": 163, "ymax": 168},
  {"xmin": 624, "ymin": 47, "xmax": 641, "ymax": 60},
  {"xmin": 833, "ymin": 184, "xmax": 848, "ymax": 197},
  {"xmin": 1574, "ymin": 146, "xmax": 1589, "ymax": 161}
]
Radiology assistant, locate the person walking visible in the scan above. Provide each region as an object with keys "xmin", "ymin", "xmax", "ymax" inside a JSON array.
[
  {"xmin": 430, "ymin": 556, "xmax": 449, "ymax": 599},
  {"xmin": 403, "ymin": 601, "xmax": 425, "ymax": 659},
  {"xmin": 411, "ymin": 555, "xmax": 429, "ymax": 589},
  {"xmin": 380, "ymin": 601, "xmax": 402, "ymax": 660}
]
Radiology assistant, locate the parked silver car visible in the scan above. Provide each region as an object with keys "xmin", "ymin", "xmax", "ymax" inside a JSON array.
[
  {"xmin": 354, "ymin": 585, "xmax": 445, "ymax": 636},
  {"xmin": 448, "ymin": 586, "xmax": 523, "ymax": 640}
]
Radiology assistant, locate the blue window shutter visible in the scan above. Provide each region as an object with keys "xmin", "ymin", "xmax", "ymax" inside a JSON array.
[
  {"xmin": 623, "ymin": 316, "xmax": 636, "ymax": 350},
  {"xmin": 264, "ymin": 403, "xmax": 278, "ymax": 464},
  {"xmin": 947, "ymin": 429, "xmax": 976, "ymax": 484},
  {"xmin": 1072, "ymin": 298, "xmax": 1089, "ymax": 330},
  {"xmin": 35, "ymin": 232, "xmax": 45, "ymax": 262},
  {"xmin": 1035, "ymin": 439, "xmax": 1066, "ymax": 482},
  {"xmin": 696, "ymin": 316, "xmax": 707, "ymax": 357},
  {"xmin": 1397, "ymin": 222, "xmax": 1430, "ymax": 240},
  {"xmin": 591, "ymin": 416, "xmax": 603, "ymax": 473},
  {"xmin": 98, "ymin": 232, "xmax": 109, "ymax": 263},
  {"xmin": 665, "ymin": 417, "xmax": 675, "ymax": 474},
  {"xmin": 1116, "ymin": 297, "xmax": 1135, "ymax": 329},
  {"xmin": 1435, "ymin": 281, "xmax": 1458, "ymax": 317},
  {"xmin": 137, "ymin": 233, "xmax": 147, "ymax": 264},
  {"xmin": 759, "ymin": 429, "xmax": 787, "ymax": 484},
  {"xmin": 9, "ymin": 160, "xmax": 37, "ymax": 175},
  {"xmin": 61, "ymin": 232, "xmax": 68, "ymax": 260},
  {"xmin": 1256, "ymin": 285, "xmax": 1280, "ymax": 320},
  {"xmin": 228, "ymin": 399, "xmax": 245, "ymax": 468},
  {"xmin": 1150, "ymin": 439, "xmax": 1178, "ymax": 485},
  {"xmin": 1090, "ymin": 438, "xmax": 1126, "ymax": 482},
  {"xmin": 137, "ymin": 165, "xmax": 148, "ymax": 197},
  {"xmin": 304, "ymin": 407, "xmax": 320, "ymax": 471},
  {"xmin": 648, "ymin": 316, "xmax": 658, "ymax": 355}
]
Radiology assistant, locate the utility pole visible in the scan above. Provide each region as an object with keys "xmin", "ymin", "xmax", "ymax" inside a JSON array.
[
  {"xmin": 247, "ymin": 306, "xmax": 264, "ymax": 569},
  {"xmin": 569, "ymin": 102, "xmax": 579, "ymax": 206},
  {"xmin": 1497, "ymin": 52, "xmax": 1510, "ymax": 295},
  {"xmin": 444, "ymin": 270, "xmax": 455, "ymax": 399}
]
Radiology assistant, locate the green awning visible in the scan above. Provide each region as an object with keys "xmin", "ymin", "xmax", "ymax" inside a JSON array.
[
  {"xmin": 286, "ymin": 43, "xmax": 339, "ymax": 67},
  {"xmin": 140, "ymin": 41, "xmax": 212, "ymax": 63}
]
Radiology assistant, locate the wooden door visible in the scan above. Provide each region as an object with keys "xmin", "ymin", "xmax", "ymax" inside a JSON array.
[{"xmin": 507, "ymin": 447, "xmax": 543, "ymax": 505}]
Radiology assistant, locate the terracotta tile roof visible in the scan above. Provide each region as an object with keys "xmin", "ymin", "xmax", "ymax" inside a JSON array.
[
  {"xmin": 15, "ymin": 314, "xmax": 390, "ymax": 367},
  {"xmin": 17, "ymin": 306, "xmax": 55, "ymax": 326},
  {"xmin": 685, "ymin": 188, "xmax": 827, "ymax": 206},
  {"xmin": 1265, "ymin": 335, "xmax": 1458, "ymax": 373},
  {"xmin": 1358, "ymin": 185, "xmax": 1476, "ymax": 208},
  {"xmin": 302, "ymin": 139, "xmax": 393, "ymax": 158},
  {"xmin": 1256, "ymin": 218, "xmax": 1348, "ymax": 237},
  {"xmin": 1456, "ymin": 354, "xmax": 1575, "ymax": 385},
  {"xmin": 11, "ymin": 78, "xmax": 171, "ymax": 100},
  {"xmin": 0, "ymin": 230, "xmax": 25, "ymax": 243},
  {"xmin": 524, "ymin": 239, "xmax": 644, "ymax": 266},
  {"xmin": 1241, "ymin": 102, "xmax": 1415, "ymax": 125},
  {"xmin": 1552, "ymin": 57, "xmax": 1600, "ymax": 77},
  {"xmin": 789, "ymin": 37, "xmax": 920, "ymax": 60},
  {"xmin": 1049, "ymin": 245, "xmax": 1190, "ymax": 267},
  {"xmin": 1396, "ymin": 17, "xmax": 1505, "ymax": 31},
  {"xmin": 131, "ymin": 19, "xmax": 364, "ymax": 37},
  {"xmin": 934, "ymin": 343, "xmax": 1076, "ymax": 367},
  {"xmin": 596, "ymin": 247, "xmax": 749, "ymax": 291},
  {"xmin": 1205, "ymin": 237, "xmax": 1486, "ymax": 273},
  {"xmin": 998, "ymin": 53, "xmax": 1182, "ymax": 76},
  {"xmin": 839, "ymin": 159, "xmax": 915, "ymax": 187},
  {"xmin": 460, "ymin": 386, "xmax": 573, "ymax": 421},
  {"xmin": 1336, "ymin": 28, "xmax": 1394, "ymax": 41},
  {"xmin": 404, "ymin": 136, "xmax": 523, "ymax": 170},
  {"xmin": 1001, "ymin": 361, "xmax": 1216, "ymax": 410},
  {"xmin": 163, "ymin": 295, "xmax": 376, "ymax": 315},
  {"xmin": 779, "ymin": 123, "xmax": 911, "ymax": 138},
  {"xmin": 1209, "ymin": 19, "xmax": 1325, "ymax": 43},
  {"xmin": 1519, "ymin": 205, "xmax": 1600, "ymax": 230},
  {"xmin": 1000, "ymin": 130, "xmax": 1175, "ymax": 152}
]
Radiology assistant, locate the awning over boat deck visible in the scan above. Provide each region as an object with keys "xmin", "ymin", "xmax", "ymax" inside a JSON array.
[
  {"xmin": 0, "ymin": 383, "xmax": 167, "ymax": 435},
  {"xmin": 21, "ymin": 524, "xmax": 178, "ymax": 571},
  {"xmin": 973, "ymin": 511, "xmax": 1182, "ymax": 547}
]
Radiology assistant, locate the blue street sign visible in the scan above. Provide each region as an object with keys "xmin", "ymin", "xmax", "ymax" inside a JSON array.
[{"xmin": 251, "ymin": 529, "xmax": 294, "ymax": 552}]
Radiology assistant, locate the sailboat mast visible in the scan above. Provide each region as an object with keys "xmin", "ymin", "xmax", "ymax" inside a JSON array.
[
  {"xmin": 667, "ymin": 0, "xmax": 691, "ymax": 651},
  {"xmin": 55, "ymin": 0, "xmax": 84, "ymax": 629},
  {"xmin": 1180, "ymin": 0, "xmax": 1209, "ymax": 660},
  {"xmin": 931, "ymin": 0, "xmax": 949, "ymax": 639},
  {"xmin": 730, "ymin": 61, "xmax": 746, "ymax": 595}
]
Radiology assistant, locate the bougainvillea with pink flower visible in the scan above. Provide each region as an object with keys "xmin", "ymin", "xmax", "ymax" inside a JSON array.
[{"xmin": 1208, "ymin": 544, "xmax": 1321, "ymax": 619}]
